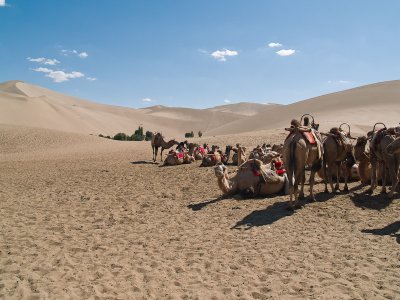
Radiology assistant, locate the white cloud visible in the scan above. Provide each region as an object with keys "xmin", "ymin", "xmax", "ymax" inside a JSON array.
[
  {"xmin": 86, "ymin": 77, "xmax": 97, "ymax": 81},
  {"xmin": 78, "ymin": 52, "xmax": 88, "ymax": 58},
  {"xmin": 268, "ymin": 42, "xmax": 282, "ymax": 48},
  {"xmin": 32, "ymin": 67, "xmax": 84, "ymax": 83},
  {"xmin": 276, "ymin": 49, "xmax": 296, "ymax": 56},
  {"xmin": 223, "ymin": 99, "xmax": 231, "ymax": 103},
  {"xmin": 61, "ymin": 49, "xmax": 89, "ymax": 58},
  {"xmin": 27, "ymin": 57, "xmax": 60, "ymax": 65},
  {"xmin": 142, "ymin": 98, "xmax": 153, "ymax": 102},
  {"xmin": 211, "ymin": 49, "xmax": 238, "ymax": 62},
  {"xmin": 0, "ymin": 0, "xmax": 6, "ymax": 7}
]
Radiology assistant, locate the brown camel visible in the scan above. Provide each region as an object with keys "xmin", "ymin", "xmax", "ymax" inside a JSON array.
[
  {"xmin": 151, "ymin": 133, "xmax": 178, "ymax": 162},
  {"xmin": 214, "ymin": 161, "xmax": 288, "ymax": 196},
  {"xmin": 283, "ymin": 119, "xmax": 323, "ymax": 209},
  {"xmin": 367, "ymin": 127, "xmax": 400, "ymax": 198},
  {"xmin": 322, "ymin": 127, "xmax": 355, "ymax": 193},
  {"xmin": 354, "ymin": 136, "xmax": 373, "ymax": 184},
  {"xmin": 221, "ymin": 145, "xmax": 233, "ymax": 164}
]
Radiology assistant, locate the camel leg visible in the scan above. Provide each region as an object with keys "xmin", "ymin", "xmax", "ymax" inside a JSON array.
[
  {"xmin": 366, "ymin": 159, "xmax": 377, "ymax": 194},
  {"xmin": 298, "ymin": 169, "xmax": 305, "ymax": 200},
  {"xmin": 160, "ymin": 148, "xmax": 164, "ymax": 162},
  {"xmin": 381, "ymin": 162, "xmax": 387, "ymax": 194},
  {"xmin": 334, "ymin": 161, "xmax": 340, "ymax": 192},
  {"xmin": 388, "ymin": 158, "xmax": 399, "ymax": 198},
  {"xmin": 309, "ymin": 169, "xmax": 317, "ymax": 202},
  {"xmin": 154, "ymin": 146, "xmax": 159, "ymax": 162},
  {"xmin": 326, "ymin": 161, "xmax": 336, "ymax": 193},
  {"xmin": 323, "ymin": 160, "xmax": 329, "ymax": 193},
  {"xmin": 343, "ymin": 166, "xmax": 349, "ymax": 193}
]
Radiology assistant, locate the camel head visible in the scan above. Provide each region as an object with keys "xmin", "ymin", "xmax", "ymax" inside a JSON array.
[{"xmin": 214, "ymin": 163, "xmax": 227, "ymax": 178}]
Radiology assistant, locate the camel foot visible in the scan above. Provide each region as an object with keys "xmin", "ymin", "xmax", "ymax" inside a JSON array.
[
  {"xmin": 365, "ymin": 189, "xmax": 373, "ymax": 195},
  {"xmin": 308, "ymin": 196, "xmax": 316, "ymax": 202},
  {"xmin": 343, "ymin": 186, "xmax": 349, "ymax": 193},
  {"xmin": 380, "ymin": 189, "xmax": 387, "ymax": 194},
  {"xmin": 331, "ymin": 189, "xmax": 340, "ymax": 194},
  {"xmin": 298, "ymin": 194, "xmax": 305, "ymax": 200},
  {"xmin": 324, "ymin": 188, "xmax": 329, "ymax": 194}
]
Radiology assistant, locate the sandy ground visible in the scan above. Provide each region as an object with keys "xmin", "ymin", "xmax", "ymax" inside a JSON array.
[{"xmin": 0, "ymin": 125, "xmax": 399, "ymax": 299}]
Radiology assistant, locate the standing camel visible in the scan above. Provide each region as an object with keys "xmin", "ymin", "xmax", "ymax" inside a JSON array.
[
  {"xmin": 283, "ymin": 119, "xmax": 323, "ymax": 209},
  {"xmin": 322, "ymin": 126, "xmax": 355, "ymax": 193},
  {"xmin": 367, "ymin": 127, "xmax": 400, "ymax": 198},
  {"xmin": 151, "ymin": 133, "xmax": 178, "ymax": 162}
]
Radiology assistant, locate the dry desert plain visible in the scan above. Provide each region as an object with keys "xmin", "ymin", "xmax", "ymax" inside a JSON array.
[{"xmin": 0, "ymin": 81, "xmax": 399, "ymax": 299}]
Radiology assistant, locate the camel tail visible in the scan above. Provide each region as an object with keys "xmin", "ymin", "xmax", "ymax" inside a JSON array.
[{"xmin": 289, "ymin": 139, "xmax": 297, "ymax": 182}]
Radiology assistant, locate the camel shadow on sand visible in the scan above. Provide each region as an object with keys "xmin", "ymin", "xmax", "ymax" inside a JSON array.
[
  {"xmin": 231, "ymin": 191, "xmax": 338, "ymax": 230},
  {"xmin": 187, "ymin": 196, "xmax": 225, "ymax": 211},
  {"xmin": 350, "ymin": 191, "xmax": 396, "ymax": 210},
  {"xmin": 130, "ymin": 160, "xmax": 159, "ymax": 165},
  {"xmin": 362, "ymin": 221, "xmax": 400, "ymax": 244}
]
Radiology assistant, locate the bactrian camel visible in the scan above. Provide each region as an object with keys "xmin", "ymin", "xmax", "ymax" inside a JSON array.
[
  {"xmin": 283, "ymin": 119, "xmax": 323, "ymax": 209},
  {"xmin": 322, "ymin": 126, "xmax": 355, "ymax": 193},
  {"xmin": 151, "ymin": 133, "xmax": 179, "ymax": 162},
  {"xmin": 214, "ymin": 161, "xmax": 289, "ymax": 197},
  {"xmin": 163, "ymin": 143, "xmax": 196, "ymax": 166},
  {"xmin": 367, "ymin": 127, "xmax": 400, "ymax": 198}
]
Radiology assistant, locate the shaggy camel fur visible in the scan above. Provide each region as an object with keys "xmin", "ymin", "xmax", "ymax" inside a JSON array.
[
  {"xmin": 367, "ymin": 129, "xmax": 400, "ymax": 198},
  {"xmin": 214, "ymin": 161, "xmax": 289, "ymax": 196},
  {"xmin": 283, "ymin": 120, "xmax": 323, "ymax": 209},
  {"xmin": 151, "ymin": 133, "xmax": 178, "ymax": 162},
  {"xmin": 322, "ymin": 129, "xmax": 355, "ymax": 193}
]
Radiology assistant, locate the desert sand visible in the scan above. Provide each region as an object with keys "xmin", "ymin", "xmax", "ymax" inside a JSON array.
[{"xmin": 0, "ymin": 81, "xmax": 399, "ymax": 299}]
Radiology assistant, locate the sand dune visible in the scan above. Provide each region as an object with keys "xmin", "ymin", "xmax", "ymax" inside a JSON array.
[
  {"xmin": 2, "ymin": 80, "xmax": 399, "ymax": 139},
  {"xmin": 206, "ymin": 80, "xmax": 400, "ymax": 136},
  {"xmin": 0, "ymin": 81, "xmax": 242, "ymax": 138}
]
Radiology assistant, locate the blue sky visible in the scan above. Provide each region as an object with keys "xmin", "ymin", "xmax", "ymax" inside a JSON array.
[{"xmin": 1, "ymin": 1, "xmax": 399, "ymax": 108}]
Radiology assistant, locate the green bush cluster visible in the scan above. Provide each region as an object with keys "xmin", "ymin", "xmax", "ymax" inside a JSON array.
[{"xmin": 98, "ymin": 126, "xmax": 153, "ymax": 141}]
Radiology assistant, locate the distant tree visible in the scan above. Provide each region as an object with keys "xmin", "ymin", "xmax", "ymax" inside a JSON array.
[
  {"xmin": 185, "ymin": 131, "xmax": 195, "ymax": 138},
  {"xmin": 131, "ymin": 126, "xmax": 145, "ymax": 141},
  {"xmin": 198, "ymin": 131, "xmax": 203, "ymax": 138},
  {"xmin": 113, "ymin": 132, "xmax": 128, "ymax": 141},
  {"xmin": 145, "ymin": 131, "xmax": 154, "ymax": 141},
  {"xmin": 99, "ymin": 134, "xmax": 104, "ymax": 138}
]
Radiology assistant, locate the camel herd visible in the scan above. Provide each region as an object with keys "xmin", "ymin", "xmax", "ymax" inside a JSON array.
[{"xmin": 150, "ymin": 116, "xmax": 400, "ymax": 210}]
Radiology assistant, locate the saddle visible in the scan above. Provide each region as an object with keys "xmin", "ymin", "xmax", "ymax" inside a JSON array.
[{"xmin": 285, "ymin": 128, "xmax": 316, "ymax": 145}]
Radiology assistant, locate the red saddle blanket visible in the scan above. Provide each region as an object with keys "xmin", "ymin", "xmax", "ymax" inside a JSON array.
[
  {"xmin": 199, "ymin": 147, "xmax": 206, "ymax": 155},
  {"xmin": 286, "ymin": 131, "xmax": 316, "ymax": 145}
]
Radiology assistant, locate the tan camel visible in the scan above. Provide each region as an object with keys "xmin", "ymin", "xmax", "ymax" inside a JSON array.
[
  {"xmin": 163, "ymin": 143, "xmax": 196, "ymax": 166},
  {"xmin": 354, "ymin": 136, "xmax": 373, "ymax": 184},
  {"xmin": 214, "ymin": 160, "xmax": 289, "ymax": 196},
  {"xmin": 237, "ymin": 145, "xmax": 247, "ymax": 165},
  {"xmin": 367, "ymin": 127, "xmax": 400, "ymax": 198},
  {"xmin": 322, "ymin": 127, "xmax": 355, "ymax": 193},
  {"xmin": 151, "ymin": 133, "xmax": 179, "ymax": 162},
  {"xmin": 283, "ymin": 119, "xmax": 323, "ymax": 209},
  {"xmin": 200, "ymin": 146, "xmax": 222, "ymax": 167}
]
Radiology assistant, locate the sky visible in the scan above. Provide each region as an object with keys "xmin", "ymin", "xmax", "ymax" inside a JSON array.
[{"xmin": 1, "ymin": 0, "xmax": 399, "ymax": 108}]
